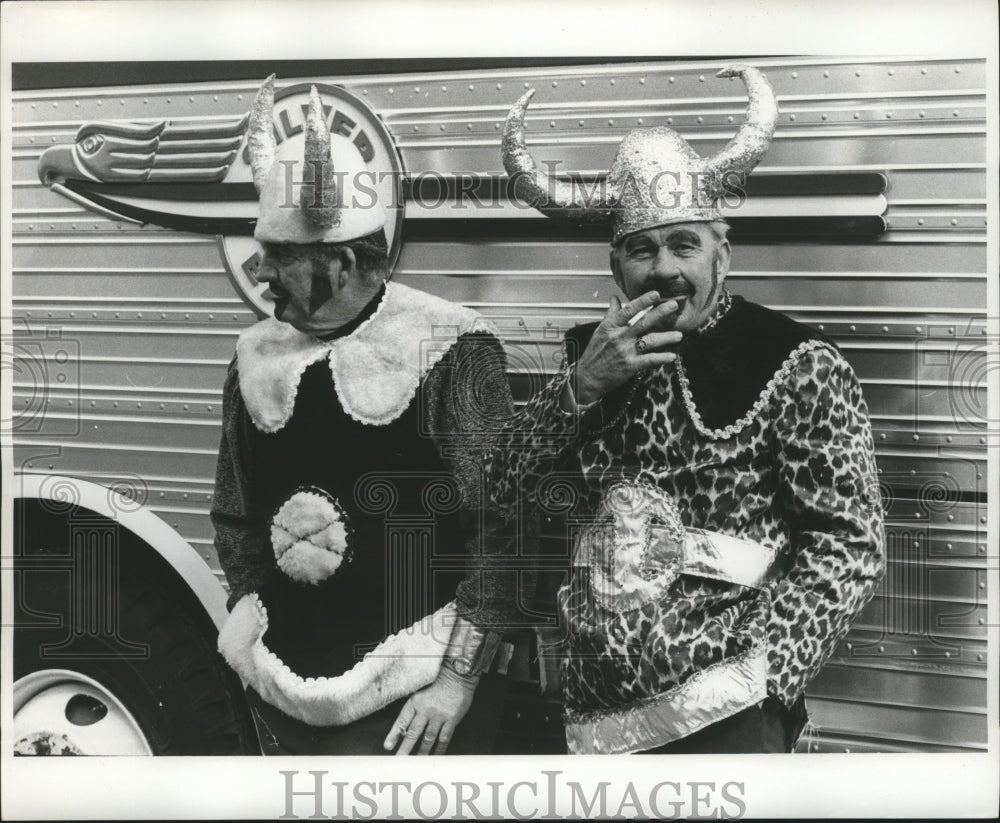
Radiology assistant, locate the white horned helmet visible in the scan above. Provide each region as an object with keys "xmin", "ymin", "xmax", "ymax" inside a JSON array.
[
  {"xmin": 248, "ymin": 75, "xmax": 386, "ymax": 244},
  {"xmin": 502, "ymin": 65, "xmax": 778, "ymax": 244}
]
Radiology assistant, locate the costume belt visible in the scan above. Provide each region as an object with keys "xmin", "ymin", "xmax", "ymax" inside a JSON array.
[{"xmin": 562, "ymin": 481, "xmax": 776, "ymax": 753}]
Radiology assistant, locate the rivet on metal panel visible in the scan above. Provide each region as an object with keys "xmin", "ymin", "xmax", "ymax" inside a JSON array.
[
  {"xmin": 25, "ymin": 311, "xmax": 31, "ymax": 316},
  {"xmin": 921, "ymin": 68, "xmax": 928, "ymax": 74},
  {"xmin": 877, "ymin": 646, "xmax": 884, "ymax": 653},
  {"xmin": 821, "ymin": 114, "xmax": 827, "ymax": 121},
  {"xmin": 882, "ymin": 325, "xmax": 889, "ymax": 333},
  {"xmin": 980, "ymin": 582, "xmax": 986, "ymax": 590},
  {"xmin": 610, "ymin": 79, "xmax": 616, "ymax": 86},
  {"xmin": 980, "ymin": 545, "xmax": 986, "ymax": 553},
  {"xmin": 915, "ymin": 326, "xmax": 922, "ymax": 333},
  {"xmin": 954, "ymin": 66, "xmax": 962, "ymax": 73},
  {"xmin": 232, "ymin": 314, "xmax": 238, "ymax": 320},
  {"xmin": 791, "ymin": 72, "xmax": 798, "ymax": 79},
  {"xmin": 29, "ymin": 136, "xmax": 35, "ymax": 143},
  {"xmin": 362, "ymin": 90, "xmax": 368, "ymax": 96},
  {"xmin": 849, "ymin": 325, "xmax": 856, "ymax": 332},
  {"xmin": 98, "ymin": 100, "xmax": 103, "ymax": 106},
  {"xmin": 49, "ymin": 224, "xmax": 55, "ymax": 230},
  {"xmin": 466, "ymin": 124, "xmax": 472, "ymax": 131},
  {"xmin": 388, "ymin": 88, "xmax": 394, "ymax": 94},
  {"xmin": 981, "ymin": 438, "xmax": 987, "ymax": 445},
  {"xmin": 90, "ymin": 401, "xmax": 95, "ymax": 407},
  {"xmin": 120, "ymin": 100, "xmax": 125, "ymax": 106},
  {"xmin": 978, "ymin": 619, "xmax": 985, "ymax": 626},
  {"xmin": 918, "ymin": 218, "xmax": 925, "ymax": 225},
  {"xmin": 912, "ymin": 434, "xmax": 919, "ymax": 441},
  {"xmin": 855, "ymin": 70, "xmax": 862, "ymax": 77},
  {"xmin": 183, "ymin": 404, "xmax": 189, "ymax": 411},
  {"xmin": 27, "ymin": 225, "xmax": 33, "ymax": 231},
  {"xmin": 551, "ymin": 81, "xmax": 558, "ymax": 88},
  {"xmin": 609, "ymin": 119, "xmax": 615, "ymax": 126},
  {"xmin": 947, "ymin": 514, "xmax": 954, "ymax": 522},
  {"xmin": 159, "ymin": 492, "xmax": 165, "ymax": 498},
  {"xmin": 578, "ymin": 120, "xmax": 584, "ymax": 127},
  {"xmin": 950, "ymin": 218, "xmax": 958, "ymax": 226},
  {"xmin": 159, "ymin": 404, "xmax": 164, "ymax": 410},
  {"xmin": 978, "ymin": 654, "xmax": 984, "ymax": 662},
  {"xmin": 207, "ymin": 406, "xmax": 213, "ymax": 412},
  {"xmin": 879, "ymin": 433, "xmax": 886, "ymax": 440},
  {"xmin": 946, "ymin": 542, "xmax": 953, "ymax": 550},
  {"xmin": 640, "ymin": 78, "xmax": 646, "ymax": 85},
  {"xmin": 886, "ymin": 113, "xmax": 892, "ymax": 119},
  {"xmin": 637, "ymin": 119, "xmax": 644, "ymax": 126},
  {"xmin": 853, "ymin": 112, "xmax": 860, "ymax": 120},
  {"xmin": 823, "ymin": 71, "xmax": 830, "ymax": 78},
  {"xmin": 944, "ymin": 652, "xmax": 950, "ymax": 658},
  {"xmin": 918, "ymin": 111, "xmax": 925, "ymax": 118},
  {"xmin": 980, "ymin": 516, "xmax": 987, "ymax": 524},
  {"xmin": 115, "ymin": 312, "xmax": 120, "ymax": 319},
  {"xmin": 888, "ymin": 68, "xmax": 895, "ymax": 76},
  {"xmin": 173, "ymin": 523, "xmax": 178, "ymax": 529},
  {"xmin": 580, "ymin": 79, "xmax": 586, "ymax": 86},
  {"xmin": 184, "ymin": 313, "xmax": 190, "ymax": 319},
  {"xmin": 494, "ymin": 123, "xmax": 500, "ymax": 129},
  {"xmin": 113, "ymin": 401, "xmax": 118, "ymax": 408},
  {"xmin": 53, "ymin": 102, "xmax": 58, "ymax": 108},
  {"xmin": 496, "ymin": 83, "xmax": 502, "ymax": 90},
  {"xmin": 667, "ymin": 117, "xmax": 673, "ymax": 125},
  {"xmin": 818, "ymin": 324, "xmax": 825, "ymax": 331},
  {"xmin": 137, "ymin": 313, "xmax": 143, "ymax": 319},
  {"xmin": 27, "ymin": 463, "xmax": 34, "ymax": 469},
  {"xmin": 946, "ymin": 435, "xmax": 953, "ymax": 442},
  {"xmin": 440, "ymin": 124, "xmax": 446, "ymax": 131},
  {"xmin": 183, "ymin": 493, "xmax": 189, "ymax": 500},
  {"xmin": 910, "ymin": 649, "xmax": 917, "ymax": 656},
  {"xmin": 698, "ymin": 116, "xmax": 705, "ymax": 123},
  {"xmin": 161, "ymin": 313, "xmax": 166, "ymax": 319},
  {"xmin": 668, "ymin": 76, "xmax": 675, "ymax": 83},
  {"xmin": 30, "ymin": 102, "xmax": 35, "ymax": 108},
  {"xmin": 69, "ymin": 312, "xmax": 75, "ymax": 318},
  {"xmin": 414, "ymin": 87, "xmax": 421, "ymax": 93},
  {"xmin": 136, "ymin": 402, "xmax": 141, "ymax": 409},
  {"xmin": 698, "ymin": 75, "xmax": 705, "ymax": 82},
  {"xmin": 413, "ymin": 126, "xmax": 419, "ymax": 132},
  {"xmin": 440, "ymin": 86, "xmax": 447, "ymax": 92},
  {"xmin": 237, "ymin": 95, "xmax": 243, "ymax": 101},
  {"xmin": 48, "ymin": 464, "xmax": 53, "ymax": 470},
  {"xmin": 952, "ymin": 110, "xmax": 959, "ymax": 117},
  {"xmin": 549, "ymin": 121, "xmax": 555, "ymax": 128},
  {"xmin": 166, "ymin": 98, "xmax": 171, "ymax": 104}
]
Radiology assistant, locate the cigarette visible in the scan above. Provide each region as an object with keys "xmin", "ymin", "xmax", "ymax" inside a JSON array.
[{"xmin": 628, "ymin": 304, "xmax": 656, "ymax": 326}]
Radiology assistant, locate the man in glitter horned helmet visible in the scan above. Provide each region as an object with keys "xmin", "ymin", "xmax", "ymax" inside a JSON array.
[
  {"xmin": 213, "ymin": 75, "xmax": 526, "ymax": 755},
  {"xmin": 487, "ymin": 65, "xmax": 885, "ymax": 754}
]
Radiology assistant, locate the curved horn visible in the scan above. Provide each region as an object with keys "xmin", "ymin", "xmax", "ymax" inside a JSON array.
[
  {"xmin": 502, "ymin": 89, "xmax": 610, "ymax": 222},
  {"xmin": 300, "ymin": 85, "xmax": 340, "ymax": 227},
  {"xmin": 703, "ymin": 65, "xmax": 778, "ymax": 194},
  {"xmin": 247, "ymin": 74, "xmax": 276, "ymax": 193}
]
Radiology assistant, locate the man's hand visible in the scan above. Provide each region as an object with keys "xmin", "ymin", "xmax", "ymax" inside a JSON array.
[
  {"xmin": 574, "ymin": 291, "xmax": 683, "ymax": 405},
  {"xmin": 383, "ymin": 665, "xmax": 479, "ymax": 755}
]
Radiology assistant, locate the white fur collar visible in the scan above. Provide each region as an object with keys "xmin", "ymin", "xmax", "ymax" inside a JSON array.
[{"xmin": 236, "ymin": 281, "xmax": 491, "ymax": 431}]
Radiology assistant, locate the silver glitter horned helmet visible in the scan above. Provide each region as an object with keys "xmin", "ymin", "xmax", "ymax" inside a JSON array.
[
  {"xmin": 502, "ymin": 65, "xmax": 778, "ymax": 244},
  {"xmin": 248, "ymin": 75, "xmax": 386, "ymax": 244}
]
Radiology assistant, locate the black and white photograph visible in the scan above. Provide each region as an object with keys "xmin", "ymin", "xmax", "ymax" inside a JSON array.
[{"xmin": 1, "ymin": 0, "xmax": 997, "ymax": 818}]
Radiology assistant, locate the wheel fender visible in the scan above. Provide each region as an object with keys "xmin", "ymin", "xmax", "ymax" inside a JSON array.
[{"xmin": 15, "ymin": 472, "xmax": 229, "ymax": 630}]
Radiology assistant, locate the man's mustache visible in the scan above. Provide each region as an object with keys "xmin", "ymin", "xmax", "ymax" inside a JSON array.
[{"xmin": 648, "ymin": 283, "xmax": 692, "ymax": 299}]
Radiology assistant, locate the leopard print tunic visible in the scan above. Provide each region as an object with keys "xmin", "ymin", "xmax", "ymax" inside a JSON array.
[{"xmin": 487, "ymin": 296, "xmax": 884, "ymax": 719}]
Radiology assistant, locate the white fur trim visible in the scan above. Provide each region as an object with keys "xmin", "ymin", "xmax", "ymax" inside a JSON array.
[
  {"xmin": 218, "ymin": 594, "xmax": 458, "ymax": 727},
  {"xmin": 270, "ymin": 489, "xmax": 349, "ymax": 585},
  {"xmin": 236, "ymin": 282, "xmax": 494, "ymax": 430},
  {"xmin": 276, "ymin": 542, "xmax": 345, "ymax": 585}
]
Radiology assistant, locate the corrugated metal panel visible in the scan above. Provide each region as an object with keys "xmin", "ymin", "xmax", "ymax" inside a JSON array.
[{"xmin": 10, "ymin": 56, "xmax": 988, "ymax": 754}]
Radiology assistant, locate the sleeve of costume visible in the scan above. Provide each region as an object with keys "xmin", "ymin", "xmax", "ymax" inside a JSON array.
[
  {"xmin": 422, "ymin": 332, "xmax": 540, "ymax": 632},
  {"xmin": 484, "ymin": 354, "xmax": 599, "ymax": 513},
  {"xmin": 767, "ymin": 344, "xmax": 886, "ymax": 706},
  {"xmin": 211, "ymin": 357, "xmax": 276, "ymax": 611}
]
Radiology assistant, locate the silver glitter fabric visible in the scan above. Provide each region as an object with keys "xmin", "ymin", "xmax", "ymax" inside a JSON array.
[{"xmin": 500, "ymin": 65, "xmax": 778, "ymax": 243}]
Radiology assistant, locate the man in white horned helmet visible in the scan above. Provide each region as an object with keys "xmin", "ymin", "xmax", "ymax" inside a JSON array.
[
  {"xmin": 213, "ymin": 76, "xmax": 523, "ymax": 755},
  {"xmin": 488, "ymin": 65, "xmax": 885, "ymax": 754}
]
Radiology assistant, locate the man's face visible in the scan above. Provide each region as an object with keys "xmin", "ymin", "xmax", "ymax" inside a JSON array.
[
  {"xmin": 257, "ymin": 243, "xmax": 335, "ymax": 332},
  {"xmin": 611, "ymin": 223, "xmax": 731, "ymax": 333}
]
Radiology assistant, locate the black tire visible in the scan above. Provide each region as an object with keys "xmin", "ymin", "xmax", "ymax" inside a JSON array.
[{"xmin": 13, "ymin": 499, "xmax": 260, "ymax": 755}]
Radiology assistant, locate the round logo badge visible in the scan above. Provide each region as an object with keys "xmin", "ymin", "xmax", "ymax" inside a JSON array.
[{"xmin": 218, "ymin": 82, "xmax": 404, "ymax": 318}]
